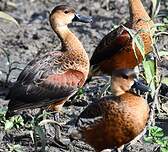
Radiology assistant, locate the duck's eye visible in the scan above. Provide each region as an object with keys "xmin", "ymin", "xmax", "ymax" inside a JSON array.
[
  {"xmin": 122, "ymin": 75, "xmax": 128, "ymax": 79},
  {"xmin": 64, "ymin": 10, "xmax": 69, "ymax": 14}
]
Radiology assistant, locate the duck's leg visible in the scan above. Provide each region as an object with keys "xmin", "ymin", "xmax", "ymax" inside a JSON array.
[{"xmin": 52, "ymin": 112, "xmax": 68, "ymax": 150}]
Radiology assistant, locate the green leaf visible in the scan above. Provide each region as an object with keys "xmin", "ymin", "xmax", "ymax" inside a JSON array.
[
  {"xmin": 149, "ymin": 126, "xmax": 164, "ymax": 138},
  {"xmin": 154, "ymin": 130, "xmax": 164, "ymax": 138},
  {"xmin": 122, "ymin": 26, "xmax": 145, "ymax": 60},
  {"xmin": 151, "ymin": 0, "xmax": 161, "ymax": 18},
  {"xmin": 144, "ymin": 136, "xmax": 153, "ymax": 143},
  {"xmin": 7, "ymin": 144, "xmax": 22, "ymax": 152},
  {"xmin": 13, "ymin": 144, "xmax": 22, "ymax": 152},
  {"xmin": 146, "ymin": 126, "xmax": 168, "ymax": 150},
  {"xmin": 0, "ymin": 11, "xmax": 19, "ymax": 27},
  {"xmin": 0, "ymin": 107, "xmax": 7, "ymax": 115},
  {"xmin": 8, "ymin": 115, "xmax": 24, "ymax": 129},
  {"xmin": 154, "ymin": 23, "xmax": 168, "ymax": 33},
  {"xmin": 133, "ymin": 33, "xmax": 145, "ymax": 58},
  {"xmin": 35, "ymin": 126, "xmax": 43, "ymax": 138},
  {"xmin": 161, "ymin": 147, "xmax": 168, "ymax": 152},
  {"xmin": 143, "ymin": 58, "xmax": 156, "ymax": 97},
  {"xmin": 77, "ymin": 88, "xmax": 85, "ymax": 95},
  {"xmin": 5, "ymin": 120, "xmax": 14, "ymax": 130},
  {"xmin": 10, "ymin": 116, "xmax": 15, "ymax": 122},
  {"xmin": 14, "ymin": 115, "xmax": 24, "ymax": 126},
  {"xmin": 162, "ymin": 136, "xmax": 168, "ymax": 142},
  {"xmin": 155, "ymin": 138, "xmax": 165, "ymax": 145},
  {"xmin": 161, "ymin": 77, "xmax": 168, "ymax": 85},
  {"xmin": 154, "ymin": 23, "xmax": 168, "ymax": 28},
  {"xmin": 37, "ymin": 111, "xmax": 52, "ymax": 120},
  {"xmin": 35, "ymin": 126, "xmax": 46, "ymax": 151},
  {"xmin": 15, "ymin": 124, "xmax": 19, "ymax": 129}
]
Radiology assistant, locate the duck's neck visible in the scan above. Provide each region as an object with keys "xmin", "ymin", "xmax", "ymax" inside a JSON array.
[
  {"xmin": 129, "ymin": 0, "xmax": 151, "ymax": 23},
  {"xmin": 54, "ymin": 26, "xmax": 85, "ymax": 53},
  {"xmin": 110, "ymin": 76, "xmax": 134, "ymax": 96}
]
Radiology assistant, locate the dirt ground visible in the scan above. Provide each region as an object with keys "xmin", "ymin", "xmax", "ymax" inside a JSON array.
[{"xmin": 0, "ymin": 0, "xmax": 168, "ymax": 151}]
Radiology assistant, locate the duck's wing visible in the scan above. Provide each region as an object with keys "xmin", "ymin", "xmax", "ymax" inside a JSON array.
[
  {"xmin": 6, "ymin": 51, "xmax": 84, "ymax": 112},
  {"xmin": 90, "ymin": 25, "xmax": 131, "ymax": 66},
  {"xmin": 76, "ymin": 102, "xmax": 103, "ymax": 129},
  {"xmin": 76, "ymin": 95, "xmax": 118, "ymax": 129}
]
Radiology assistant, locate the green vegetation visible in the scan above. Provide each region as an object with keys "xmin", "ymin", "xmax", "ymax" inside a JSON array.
[
  {"xmin": 7, "ymin": 144, "xmax": 23, "ymax": 152},
  {"xmin": 129, "ymin": 0, "xmax": 168, "ymax": 151},
  {"xmin": 0, "ymin": 107, "xmax": 24, "ymax": 130},
  {"xmin": 144, "ymin": 126, "xmax": 168, "ymax": 152},
  {"xmin": 0, "ymin": 107, "xmax": 59, "ymax": 151}
]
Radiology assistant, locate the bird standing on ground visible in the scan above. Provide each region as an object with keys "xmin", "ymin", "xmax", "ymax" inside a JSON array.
[
  {"xmin": 5, "ymin": 4, "xmax": 92, "ymax": 147},
  {"xmin": 70, "ymin": 68, "xmax": 149, "ymax": 152},
  {"xmin": 89, "ymin": 0, "xmax": 154, "ymax": 78}
]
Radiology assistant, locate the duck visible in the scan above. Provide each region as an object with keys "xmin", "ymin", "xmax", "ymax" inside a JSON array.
[
  {"xmin": 5, "ymin": 4, "xmax": 92, "ymax": 148},
  {"xmin": 70, "ymin": 68, "xmax": 149, "ymax": 152},
  {"xmin": 88, "ymin": 0, "xmax": 155, "ymax": 79}
]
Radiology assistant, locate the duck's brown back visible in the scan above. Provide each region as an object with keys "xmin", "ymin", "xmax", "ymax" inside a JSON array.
[
  {"xmin": 90, "ymin": 0, "xmax": 154, "ymax": 76},
  {"xmin": 90, "ymin": 19, "xmax": 154, "ymax": 75},
  {"xmin": 76, "ymin": 92, "xmax": 149, "ymax": 151}
]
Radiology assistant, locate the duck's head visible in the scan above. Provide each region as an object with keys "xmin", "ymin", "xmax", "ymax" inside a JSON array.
[
  {"xmin": 49, "ymin": 5, "xmax": 92, "ymax": 28},
  {"xmin": 111, "ymin": 68, "xmax": 150, "ymax": 96},
  {"xmin": 111, "ymin": 69, "xmax": 136, "ymax": 96}
]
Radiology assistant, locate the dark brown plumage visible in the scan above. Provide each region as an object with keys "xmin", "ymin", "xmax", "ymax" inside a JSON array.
[
  {"xmin": 89, "ymin": 0, "xmax": 155, "ymax": 77},
  {"xmin": 70, "ymin": 69, "xmax": 149, "ymax": 152}
]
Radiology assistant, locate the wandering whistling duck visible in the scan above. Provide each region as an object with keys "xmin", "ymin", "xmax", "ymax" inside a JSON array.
[
  {"xmin": 70, "ymin": 68, "xmax": 149, "ymax": 152},
  {"xmin": 5, "ymin": 4, "xmax": 92, "ymax": 147},
  {"xmin": 89, "ymin": 0, "xmax": 155, "ymax": 78}
]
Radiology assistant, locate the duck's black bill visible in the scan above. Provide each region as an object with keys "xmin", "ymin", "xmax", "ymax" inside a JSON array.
[
  {"xmin": 132, "ymin": 79, "xmax": 151, "ymax": 93},
  {"xmin": 72, "ymin": 13, "xmax": 92, "ymax": 23}
]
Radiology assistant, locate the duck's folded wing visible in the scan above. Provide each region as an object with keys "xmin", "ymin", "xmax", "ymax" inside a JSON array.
[
  {"xmin": 6, "ymin": 52, "xmax": 84, "ymax": 111},
  {"xmin": 90, "ymin": 25, "xmax": 131, "ymax": 66},
  {"xmin": 76, "ymin": 102, "xmax": 103, "ymax": 129}
]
